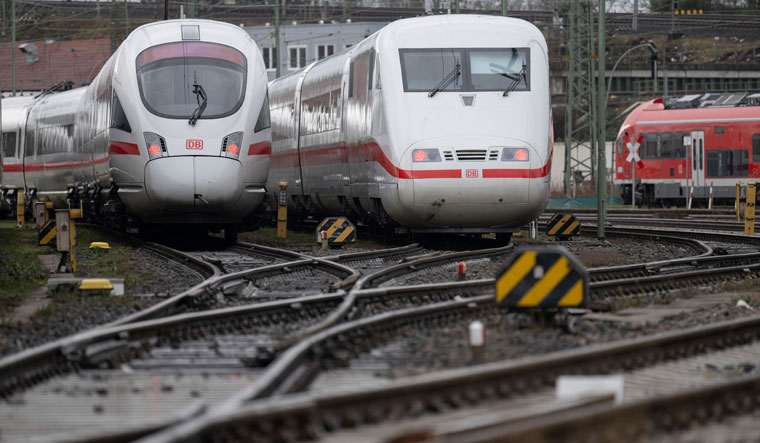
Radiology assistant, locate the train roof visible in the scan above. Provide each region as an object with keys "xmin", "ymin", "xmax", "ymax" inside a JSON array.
[
  {"xmin": 619, "ymin": 92, "xmax": 760, "ymax": 134},
  {"xmin": 1, "ymin": 96, "xmax": 34, "ymax": 132},
  {"xmin": 662, "ymin": 92, "xmax": 760, "ymax": 110},
  {"xmin": 376, "ymin": 14, "xmax": 545, "ymax": 49}
]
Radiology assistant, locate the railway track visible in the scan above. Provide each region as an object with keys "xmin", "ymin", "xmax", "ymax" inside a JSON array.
[
  {"xmin": 132, "ymin": 303, "xmax": 760, "ymax": 442},
  {"xmin": 4, "ymin": 224, "xmax": 759, "ymax": 441},
  {"xmin": 0, "ymin": 242, "xmax": 526, "ymax": 440}
]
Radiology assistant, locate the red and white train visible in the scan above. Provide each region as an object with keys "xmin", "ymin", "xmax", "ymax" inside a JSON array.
[
  {"xmin": 1, "ymin": 19, "xmax": 271, "ymax": 239},
  {"xmin": 614, "ymin": 92, "xmax": 760, "ymax": 206},
  {"xmin": 266, "ymin": 15, "xmax": 552, "ymax": 237}
]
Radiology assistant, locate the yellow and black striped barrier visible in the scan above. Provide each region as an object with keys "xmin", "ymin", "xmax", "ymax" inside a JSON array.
[
  {"xmin": 546, "ymin": 213, "xmax": 581, "ymax": 240},
  {"xmin": 38, "ymin": 220, "xmax": 57, "ymax": 246},
  {"xmin": 495, "ymin": 247, "xmax": 587, "ymax": 308},
  {"xmin": 316, "ymin": 217, "xmax": 356, "ymax": 246}
]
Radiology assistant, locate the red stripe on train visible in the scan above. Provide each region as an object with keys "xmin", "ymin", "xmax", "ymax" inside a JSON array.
[
  {"xmin": 1, "ymin": 157, "xmax": 109, "ymax": 172},
  {"xmin": 269, "ymin": 139, "xmax": 550, "ymax": 180},
  {"xmin": 108, "ymin": 141, "xmax": 140, "ymax": 155},
  {"xmin": 248, "ymin": 141, "xmax": 272, "ymax": 155}
]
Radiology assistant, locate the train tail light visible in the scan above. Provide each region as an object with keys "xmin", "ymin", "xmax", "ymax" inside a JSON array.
[
  {"xmin": 501, "ymin": 147, "xmax": 529, "ymax": 162},
  {"xmin": 222, "ymin": 132, "xmax": 243, "ymax": 159},
  {"xmin": 412, "ymin": 148, "xmax": 442, "ymax": 162},
  {"xmin": 144, "ymin": 132, "xmax": 166, "ymax": 160}
]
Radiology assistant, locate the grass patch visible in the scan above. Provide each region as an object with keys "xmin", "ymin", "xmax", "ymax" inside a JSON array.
[
  {"xmin": 33, "ymin": 284, "xmax": 140, "ymax": 320},
  {"xmin": 0, "ymin": 221, "xmax": 49, "ymax": 313},
  {"xmin": 74, "ymin": 227, "xmax": 149, "ymax": 289}
]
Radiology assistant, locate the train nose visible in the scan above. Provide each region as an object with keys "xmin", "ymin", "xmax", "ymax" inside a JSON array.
[
  {"xmin": 144, "ymin": 157, "xmax": 243, "ymax": 213},
  {"xmin": 402, "ymin": 138, "xmax": 547, "ymax": 227}
]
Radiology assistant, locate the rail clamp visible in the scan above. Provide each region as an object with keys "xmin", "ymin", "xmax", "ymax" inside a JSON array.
[
  {"xmin": 495, "ymin": 246, "xmax": 587, "ymax": 308},
  {"xmin": 316, "ymin": 217, "xmax": 356, "ymax": 246},
  {"xmin": 546, "ymin": 213, "xmax": 581, "ymax": 240}
]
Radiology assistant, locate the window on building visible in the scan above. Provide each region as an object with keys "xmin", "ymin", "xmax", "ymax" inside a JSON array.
[
  {"xmin": 753, "ymin": 134, "xmax": 760, "ymax": 163},
  {"xmin": 262, "ymin": 47, "xmax": 275, "ymax": 70},
  {"xmin": 317, "ymin": 44, "xmax": 334, "ymax": 60},
  {"xmin": 289, "ymin": 46, "xmax": 307, "ymax": 70},
  {"xmin": 345, "ymin": 43, "xmax": 354, "ymax": 49}
]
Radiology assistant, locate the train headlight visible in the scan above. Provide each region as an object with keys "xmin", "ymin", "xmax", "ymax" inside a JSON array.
[
  {"xmin": 222, "ymin": 132, "xmax": 243, "ymax": 159},
  {"xmin": 144, "ymin": 132, "xmax": 166, "ymax": 160},
  {"xmin": 501, "ymin": 147, "xmax": 529, "ymax": 162},
  {"xmin": 412, "ymin": 149, "xmax": 442, "ymax": 162}
]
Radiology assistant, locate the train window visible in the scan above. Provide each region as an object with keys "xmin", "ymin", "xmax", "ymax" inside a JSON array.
[
  {"xmin": 707, "ymin": 149, "xmax": 749, "ymax": 178},
  {"xmin": 136, "ymin": 42, "xmax": 247, "ymax": 120},
  {"xmin": 616, "ymin": 136, "xmax": 624, "ymax": 155},
  {"xmin": 111, "ymin": 93, "xmax": 132, "ymax": 133},
  {"xmin": 715, "ymin": 126, "xmax": 725, "ymax": 135},
  {"xmin": 368, "ymin": 49, "xmax": 375, "ymax": 91},
  {"xmin": 375, "ymin": 54, "xmax": 381, "ymax": 90},
  {"xmin": 660, "ymin": 133, "xmax": 672, "ymax": 158},
  {"xmin": 254, "ymin": 93, "xmax": 271, "ymax": 133},
  {"xmin": 752, "ymin": 134, "xmax": 760, "ymax": 163},
  {"xmin": 399, "ymin": 49, "xmax": 463, "ymax": 92},
  {"xmin": 641, "ymin": 133, "xmax": 658, "ymax": 159},
  {"xmin": 675, "ymin": 132, "xmax": 688, "ymax": 158},
  {"xmin": 699, "ymin": 139, "xmax": 704, "ymax": 170},
  {"xmin": 692, "ymin": 144, "xmax": 697, "ymax": 171},
  {"xmin": 2, "ymin": 132, "xmax": 16, "ymax": 158},
  {"xmin": 468, "ymin": 48, "xmax": 530, "ymax": 92},
  {"xmin": 25, "ymin": 131, "xmax": 35, "ymax": 158}
]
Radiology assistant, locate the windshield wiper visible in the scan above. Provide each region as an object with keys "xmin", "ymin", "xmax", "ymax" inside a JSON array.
[
  {"xmin": 428, "ymin": 63, "xmax": 460, "ymax": 98},
  {"xmin": 189, "ymin": 74, "xmax": 207, "ymax": 126},
  {"xmin": 503, "ymin": 63, "xmax": 526, "ymax": 97}
]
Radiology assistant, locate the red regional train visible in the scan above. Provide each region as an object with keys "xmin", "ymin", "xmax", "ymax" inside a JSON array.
[{"xmin": 614, "ymin": 92, "xmax": 760, "ymax": 207}]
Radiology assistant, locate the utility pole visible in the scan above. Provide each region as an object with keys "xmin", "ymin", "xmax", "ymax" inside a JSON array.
[
  {"xmin": 124, "ymin": 0, "xmax": 128, "ymax": 41},
  {"xmin": 633, "ymin": 0, "xmax": 638, "ymax": 31},
  {"xmin": 502, "ymin": 0, "xmax": 508, "ymax": 16},
  {"xmin": 455, "ymin": 0, "xmax": 459, "ymax": 14},
  {"xmin": 597, "ymin": 0, "xmax": 606, "ymax": 239},
  {"xmin": 275, "ymin": 0, "xmax": 281, "ymax": 78},
  {"xmin": 11, "ymin": 0, "xmax": 15, "ymax": 96},
  {"xmin": 164, "ymin": 0, "xmax": 168, "ymax": 20},
  {"xmin": 563, "ymin": 0, "xmax": 597, "ymax": 198}
]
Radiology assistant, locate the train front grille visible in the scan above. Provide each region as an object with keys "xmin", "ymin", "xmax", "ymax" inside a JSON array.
[{"xmin": 455, "ymin": 149, "xmax": 487, "ymax": 161}]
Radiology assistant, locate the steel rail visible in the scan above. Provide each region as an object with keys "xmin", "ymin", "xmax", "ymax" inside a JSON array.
[
  {"xmin": 480, "ymin": 372, "xmax": 760, "ymax": 442},
  {"xmin": 272, "ymin": 244, "xmax": 514, "ymax": 352},
  {"xmin": 135, "ymin": 310, "xmax": 760, "ymax": 443},
  {"xmin": 560, "ymin": 215, "xmax": 760, "ymax": 234},
  {"xmin": 321, "ymin": 243, "xmax": 425, "ymax": 266},
  {"xmin": 79, "ymin": 223, "xmax": 221, "ymax": 281}
]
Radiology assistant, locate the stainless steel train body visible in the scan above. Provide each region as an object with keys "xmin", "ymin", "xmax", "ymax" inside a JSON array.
[
  {"xmin": 1, "ymin": 19, "xmax": 271, "ymax": 228},
  {"xmin": 266, "ymin": 15, "xmax": 552, "ymax": 233},
  {"xmin": 0, "ymin": 96, "xmax": 34, "ymax": 215}
]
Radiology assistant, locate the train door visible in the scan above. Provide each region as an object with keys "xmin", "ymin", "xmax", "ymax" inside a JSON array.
[{"xmin": 690, "ymin": 130, "xmax": 705, "ymax": 189}]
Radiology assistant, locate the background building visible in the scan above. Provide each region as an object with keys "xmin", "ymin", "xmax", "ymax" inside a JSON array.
[{"xmin": 245, "ymin": 21, "xmax": 386, "ymax": 81}]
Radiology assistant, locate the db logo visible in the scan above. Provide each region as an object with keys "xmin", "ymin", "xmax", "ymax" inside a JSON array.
[
  {"xmin": 466, "ymin": 169, "xmax": 479, "ymax": 178},
  {"xmin": 186, "ymin": 139, "xmax": 203, "ymax": 150}
]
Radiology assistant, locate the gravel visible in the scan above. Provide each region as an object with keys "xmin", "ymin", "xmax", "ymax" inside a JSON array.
[
  {"xmin": 332, "ymin": 301, "xmax": 760, "ymax": 380},
  {"xmin": 381, "ymin": 235, "xmax": 698, "ymax": 287}
]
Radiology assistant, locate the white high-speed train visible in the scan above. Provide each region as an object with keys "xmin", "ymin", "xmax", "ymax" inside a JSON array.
[
  {"xmin": 266, "ymin": 15, "xmax": 551, "ymax": 238},
  {"xmin": 1, "ymin": 19, "xmax": 271, "ymax": 239}
]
